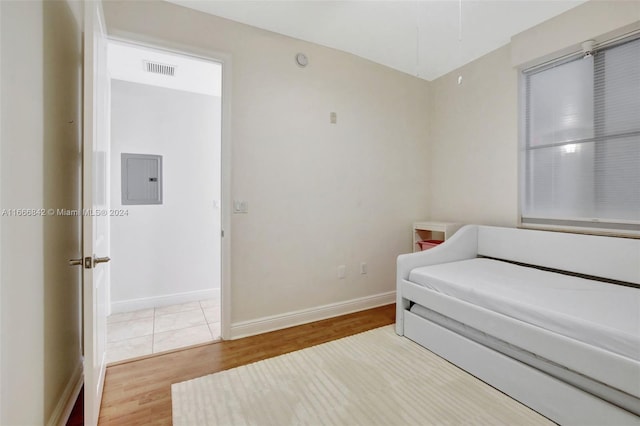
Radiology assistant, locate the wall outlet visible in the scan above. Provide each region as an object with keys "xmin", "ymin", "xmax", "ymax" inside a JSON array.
[
  {"xmin": 233, "ymin": 200, "xmax": 248, "ymax": 213},
  {"xmin": 337, "ymin": 265, "xmax": 346, "ymax": 279},
  {"xmin": 360, "ymin": 262, "xmax": 367, "ymax": 275}
]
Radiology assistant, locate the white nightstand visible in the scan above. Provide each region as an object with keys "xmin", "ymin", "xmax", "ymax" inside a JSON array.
[{"xmin": 412, "ymin": 221, "xmax": 462, "ymax": 252}]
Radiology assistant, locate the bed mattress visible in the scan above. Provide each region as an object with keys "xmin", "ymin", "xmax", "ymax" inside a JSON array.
[{"xmin": 408, "ymin": 258, "xmax": 640, "ymax": 361}]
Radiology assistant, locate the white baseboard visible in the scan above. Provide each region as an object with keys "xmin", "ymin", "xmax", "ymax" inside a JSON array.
[
  {"xmin": 111, "ymin": 288, "xmax": 219, "ymax": 314},
  {"xmin": 47, "ymin": 359, "xmax": 83, "ymax": 426},
  {"xmin": 230, "ymin": 291, "xmax": 395, "ymax": 340}
]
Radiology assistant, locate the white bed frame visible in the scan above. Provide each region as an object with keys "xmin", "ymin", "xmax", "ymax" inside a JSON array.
[{"xmin": 396, "ymin": 225, "xmax": 640, "ymax": 425}]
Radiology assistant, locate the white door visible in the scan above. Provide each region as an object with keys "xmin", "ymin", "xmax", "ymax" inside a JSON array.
[{"xmin": 83, "ymin": 1, "xmax": 110, "ymax": 424}]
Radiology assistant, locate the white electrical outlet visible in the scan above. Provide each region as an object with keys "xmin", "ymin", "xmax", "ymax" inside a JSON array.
[
  {"xmin": 360, "ymin": 262, "xmax": 367, "ymax": 275},
  {"xmin": 233, "ymin": 200, "xmax": 248, "ymax": 214},
  {"xmin": 338, "ymin": 265, "xmax": 346, "ymax": 279}
]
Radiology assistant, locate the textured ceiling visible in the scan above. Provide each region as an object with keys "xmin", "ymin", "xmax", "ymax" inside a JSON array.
[{"xmin": 166, "ymin": 0, "xmax": 586, "ymax": 81}]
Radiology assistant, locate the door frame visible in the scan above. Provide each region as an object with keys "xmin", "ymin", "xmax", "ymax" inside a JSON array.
[{"xmin": 107, "ymin": 33, "xmax": 232, "ymax": 339}]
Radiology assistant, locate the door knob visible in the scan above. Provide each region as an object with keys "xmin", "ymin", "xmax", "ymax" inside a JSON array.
[
  {"xmin": 69, "ymin": 256, "xmax": 110, "ymax": 268},
  {"xmin": 94, "ymin": 256, "xmax": 111, "ymax": 266}
]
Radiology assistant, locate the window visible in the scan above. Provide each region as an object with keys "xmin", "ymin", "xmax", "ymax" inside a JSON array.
[{"xmin": 521, "ymin": 35, "xmax": 640, "ymax": 235}]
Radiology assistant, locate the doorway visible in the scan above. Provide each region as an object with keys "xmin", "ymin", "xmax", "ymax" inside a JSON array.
[{"xmin": 104, "ymin": 40, "xmax": 223, "ymax": 362}]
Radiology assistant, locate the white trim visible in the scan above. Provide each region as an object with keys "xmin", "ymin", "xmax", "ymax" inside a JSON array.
[
  {"xmin": 219, "ymin": 52, "xmax": 232, "ymax": 342},
  {"xmin": 0, "ymin": 1, "xmax": 3, "ymax": 420},
  {"xmin": 229, "ymin": 292, "xmax": 396, "ymax": 340},
  {"xmin": 46, "ymin": 360, "xmax": 83, "ymax": 426},
  {"xmin": 105, "ymin": 31, "xmax": 233, "ymax": 340},
  {"xmin": 0, "ymin": 0, "xmax": 3, "ymax": 419},
  {"xmin": 110, "ymin": 288, "xmax": 219, "ymax": 313},
  {"xmin": 520, "ymin": 220, "xmax": 640, "ymax": 239}
]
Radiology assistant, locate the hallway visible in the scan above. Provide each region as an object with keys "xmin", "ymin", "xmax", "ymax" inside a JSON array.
[{"xmin": 106, "ymin": 294, "xmax": 221, "ymax": 363}]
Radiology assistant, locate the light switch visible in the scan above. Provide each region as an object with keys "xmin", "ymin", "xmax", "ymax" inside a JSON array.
[{"xmin": 330, "ymin": 112, "xmax": 337, "ymax": 124}]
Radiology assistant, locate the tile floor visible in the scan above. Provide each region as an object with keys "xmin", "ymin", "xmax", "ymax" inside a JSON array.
[{"xmin": 106, "ymin": 297, "xmax": 221, "ymax": 364}]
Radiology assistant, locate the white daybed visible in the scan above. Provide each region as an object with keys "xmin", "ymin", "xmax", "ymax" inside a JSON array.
[{"xmin": 396, "ymin": 225, "xmax": 640, "ymax": 425}]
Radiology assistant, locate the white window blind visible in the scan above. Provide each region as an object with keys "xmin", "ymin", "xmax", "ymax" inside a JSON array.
[{"xmin": 521, "ymin": 35, "xmax": 640, "ymax": 234}]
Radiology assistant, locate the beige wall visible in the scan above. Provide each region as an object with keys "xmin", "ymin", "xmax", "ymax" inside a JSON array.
[
  {"xmin": 428, "ymin": 0, "xmax": 639, "ymax": 229},
  {"xmin": 511, "ymin": 0, "xmax": 640, "ymax": 69},
  {"xmin": 428, "ymin": 45, "xmax": 519, "ymax": 227},
  {"xmin": 0, "ymin": 0, "xmax": 82, "ymax": 424},
  {"xmin": 42, "ymin": 0, "xmax": 83, "ymax": 422},
  {"xmin": 103, "ymin": 1, "xmax": 431, "ymax": 325},
  {"xmin": 1, "ymin": 3, "xmax": 45, "ymax": 423}
]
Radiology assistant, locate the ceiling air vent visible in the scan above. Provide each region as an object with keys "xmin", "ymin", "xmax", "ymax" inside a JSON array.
[{"xmin": 143, "ymin": 60, "xmax": 175, "ymax": 77}]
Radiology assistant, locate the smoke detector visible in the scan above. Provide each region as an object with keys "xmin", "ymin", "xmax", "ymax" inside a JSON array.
[{"xmin": 143, "ymin": 60, "xmax": 176, "ymax": 76}]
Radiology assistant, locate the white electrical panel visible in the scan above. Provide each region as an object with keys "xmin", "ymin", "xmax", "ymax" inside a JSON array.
[{"xmin": 121, "ymin": 153, "xmax": 163, "ymax": 205}]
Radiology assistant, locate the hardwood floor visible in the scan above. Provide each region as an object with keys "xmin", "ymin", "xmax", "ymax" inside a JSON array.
[
  {"xmin": 65, "ymin": 386, "xmax": 83, "ymax": 426},
  {"xmin": 97, "ymin": 304, "xmax": 395, "ymax": 425}
]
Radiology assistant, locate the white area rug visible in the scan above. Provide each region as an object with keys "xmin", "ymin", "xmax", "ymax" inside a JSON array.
[{"xmin": 172, "ymin": 326, "xmax": 550, "ymax": 425}]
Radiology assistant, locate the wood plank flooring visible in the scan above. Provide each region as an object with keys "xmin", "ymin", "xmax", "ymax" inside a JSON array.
[{"xmin": 98, "ymin": 304, "xmax": 396, "ymax": 425}]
